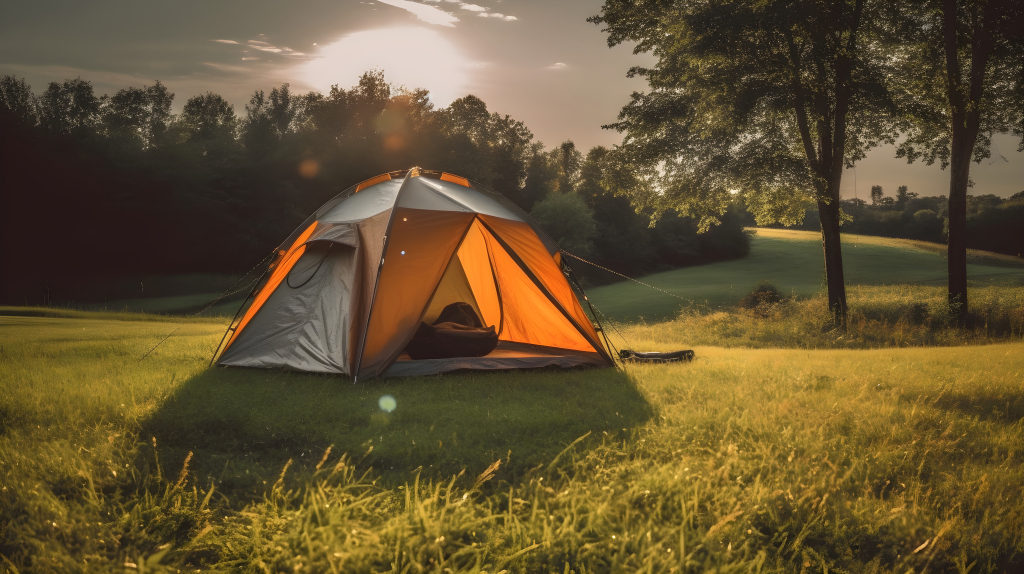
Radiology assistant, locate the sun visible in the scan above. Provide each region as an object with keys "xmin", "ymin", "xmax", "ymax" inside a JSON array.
[{"xmin": 302, "ymin": 27, "xmax": 476, "ymax": 106}]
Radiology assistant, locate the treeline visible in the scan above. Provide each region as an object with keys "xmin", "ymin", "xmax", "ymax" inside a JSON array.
[
  {"xmin": 0, "ymin": 72, "xmax": 748, "ymax": 304},
  {"xmin": 785, "ymin": 186, "xmax": 1024, "ymax": 257}
]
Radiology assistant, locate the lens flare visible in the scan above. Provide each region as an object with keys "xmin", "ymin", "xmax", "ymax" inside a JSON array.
[
  {"xmin": 298, "ymin": 159, "xmax": 319, "ymax": 178},
  {"xmin": 378, "ymin": 395, "xmax": 397, "ymax": 412}
]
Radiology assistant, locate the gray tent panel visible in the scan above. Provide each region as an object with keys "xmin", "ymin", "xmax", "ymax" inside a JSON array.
[
  {"xmin": 396, "ymin": 178, "xmax": 473, "ymax": 212},
  {"xmin": 217, "ymin": 243, "xmax": 356, "ymax": 374},
  {"xmin": 308, "ymin": 223, "xmax": 359, "ymax": 246},
  {"xmin": 319, "ymin": 178, "xmax": 404, "ymax": 224},
  {"xmin": 424, "ymin": 178, "xmax": 525, "ymax": 222}
]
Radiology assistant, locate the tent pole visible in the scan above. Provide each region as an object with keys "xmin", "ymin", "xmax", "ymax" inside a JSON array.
[
  {"xmin": 564, "ymin": 263, "xmax": 619, "ymax": 367},
  {"xmin": 208, "ymin": 266, "xmax": 271, "ymax": 367},
  {"xmin": 352, "ymin": 171, "xmax": 418, "ymax": 382}
]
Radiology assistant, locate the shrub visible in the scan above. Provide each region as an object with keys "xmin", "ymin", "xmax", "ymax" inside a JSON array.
[{"xmin": 739, "ymin": 282, "xmax": 784, "ymax": 317}]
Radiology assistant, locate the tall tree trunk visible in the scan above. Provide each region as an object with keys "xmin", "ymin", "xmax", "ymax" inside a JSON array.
[
  {"xmin": 942, "ymin": 0, "xmax": 996, "ymax": 327},
  {"xmin": 786, "ymin": 0, "xmax": 862, "ymax": 327},
  {"xmin": 818, "ymin": 195, "xmax": 848, "ymax": 324},
  {"xmin": 946, "ymin": 124, "xmax": 971, "ymax": 325}
]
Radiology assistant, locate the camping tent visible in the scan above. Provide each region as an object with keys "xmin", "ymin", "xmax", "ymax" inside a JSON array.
[{"xmin": 214, "ymin": 167, "xmax": 613, "ymax": 380}]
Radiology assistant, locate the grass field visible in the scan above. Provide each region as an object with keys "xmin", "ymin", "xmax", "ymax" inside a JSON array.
[
  {"xmin": 3, "ymin": 314, "xmax": 1024, "ymax": 571},
  {"xmin": 586, "ymin": 229, "xmax": 1024, "ymax": 322},
  {"xmin": 3, "ymin": 232, "xmax": 1024, "ymax": 572}
]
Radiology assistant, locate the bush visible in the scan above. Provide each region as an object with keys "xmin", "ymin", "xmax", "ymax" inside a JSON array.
[{"xmin": 739, "ymin": 282, "xmax": 784, "ymax": 317}]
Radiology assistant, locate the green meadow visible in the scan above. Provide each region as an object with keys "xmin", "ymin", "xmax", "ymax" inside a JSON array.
[
  {"xmin": 2, "ymin": 232, "xmax": 1024, "ymax": 573},
  {"xmin": 587, "ymin": 229, "xmax": 1024, "ymax": 322}
]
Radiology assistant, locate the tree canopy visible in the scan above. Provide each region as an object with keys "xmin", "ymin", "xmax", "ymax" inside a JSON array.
[
  {"xmin": 592, "ymin": 0, "xmax": 917, "ymax": 322},
  {"xmin": 0, "ymin": 71, "xmax": 750, "ymax": 305},
  {"xmin": 890, "ymin": 0, "xmax": 1024, "ymax": 323}
]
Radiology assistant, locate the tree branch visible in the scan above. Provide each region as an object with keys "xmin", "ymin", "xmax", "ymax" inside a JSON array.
[{"xmin": 785, "ymin": 29, "xmax": 820, "ymax": 176}]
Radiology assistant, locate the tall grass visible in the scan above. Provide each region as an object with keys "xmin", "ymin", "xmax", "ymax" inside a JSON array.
[{"xmin": 614, "ymin": 284, "xmax": 1024, "ymax": 351}]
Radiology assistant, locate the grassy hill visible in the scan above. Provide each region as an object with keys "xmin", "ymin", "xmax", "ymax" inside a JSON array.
[{"xmin": 585, "ymin": 228, "xmax": 1024, "ymax": 322}]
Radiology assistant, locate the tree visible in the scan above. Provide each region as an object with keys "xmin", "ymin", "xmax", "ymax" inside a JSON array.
[
  {"xmin": 486, "ymin": 113, "xmax": 533, "ymax": 197},
  {"xmin": 145, "ymin": 81, "xmax": 174, "ymax": 147},
  {"xmin": 0, "ymin": 76, "xmax": 36, "ymax": 125},
  {"xmin": 871, "ymin": 185, "xmax": 885, "ymax": 205},
  {"xmin": 36, "ymin": 78, "xmax": 100, "ymax": 136},
  {"xmin": 102, "ymin": 86, "xmax": 150, "ymax": 145},
  {"xmin": 530, "ymin": 191, "xmax": 598, "ymax": 257},
  {"xmin": 437, "ymin": 94, "xmax": 496, "ymax": 182},
  {"xmin": 179, "ymin": 92, "xmax": 236, "ymax": 143},
  {"xmin": 893, "ymin": 0, "xmax": 1024, "ymax": 324},
  {"xmin": 518, "ymin": 143, "xmax": 559, "ymax": 212},
  {"xmin": 591, "ymin": 0, "xmax": 898, "ymax": 324},
  {"xmin": 895, "ymin": 184, "xmax": 917, "ymax": 208},
  {"xmin": 551, "ymin": 140, "xmax": 583, "ymax": 194},
  {"xmin": 347, "ymin": 70, "xmax": 391, "ymax": 139},
  {"xmin": 577, "ymin": 146, "xmax": 658, "ymax": 277},
  {"xmin": 241, "ymin": 89, "xmax": 280, "ymax": 155}
]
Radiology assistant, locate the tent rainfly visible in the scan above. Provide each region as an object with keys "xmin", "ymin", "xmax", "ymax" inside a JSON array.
[{"xmin": 214, "ymin": 167, "xmax": 614, "ymax": 380}]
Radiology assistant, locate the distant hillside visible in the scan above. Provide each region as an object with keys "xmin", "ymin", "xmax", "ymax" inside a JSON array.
[
  {"xmin": 584, "ymin": 229, "xmax": 1024, "ymax": 322},
  {"xmin": 775, "ymin": 192, "xmax": 1024, "ymax": 258}
]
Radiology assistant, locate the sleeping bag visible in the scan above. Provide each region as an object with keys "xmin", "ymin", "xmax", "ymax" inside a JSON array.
[{"xmin": 405, "ymin": 302, "xmax": 499, "ymax": 360}]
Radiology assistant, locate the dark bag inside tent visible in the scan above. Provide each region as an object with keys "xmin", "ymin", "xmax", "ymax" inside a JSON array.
[{"xmin": 406, "ymin": 302, "xmax": 499, "ymax": 360}]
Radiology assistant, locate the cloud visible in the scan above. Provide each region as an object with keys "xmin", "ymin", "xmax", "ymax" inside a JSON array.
[
  {"xmin": 401, "ymin": 0, "xmax": 515, "ymax": 21},
  {"xmin": 243, "ymin": 40, "xmax": 307, "ymax": 58},
  {"xmin": 477, "ymin": 11, "xmax": 517, "ymax": 20},
  {"xmin": 547, "ymin": 62, "xmax": 567, "ymax": 70},
  {"xmin": 211, "ymin": 36, "xmax": 311, "ymax": 62},
  {"xmin": 203, "ymin": 62, "xmax": 250, "ymax": 73},
  {"xmin": 375, "ymin": 0, "xmax": 459, "ymax": 26}
]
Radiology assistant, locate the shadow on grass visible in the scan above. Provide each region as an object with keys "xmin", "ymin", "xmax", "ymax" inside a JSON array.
[
  {"xmin": 929, "ymin": 391, "xmax": 1024, "ymax": 425},
  {"xmin": 139, "ymin": 365, "xmax": 652, "ymax": 498}
]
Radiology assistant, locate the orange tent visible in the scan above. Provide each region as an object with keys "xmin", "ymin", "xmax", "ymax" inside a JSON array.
[{"xmin": 214, "ymin": 168, "xmax": 613, "ymax": 380}]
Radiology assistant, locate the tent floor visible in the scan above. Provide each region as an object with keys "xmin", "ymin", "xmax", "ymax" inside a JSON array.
[{"xmin": 384, "ymin": 341, "xmax": 608, "ymax": 377}]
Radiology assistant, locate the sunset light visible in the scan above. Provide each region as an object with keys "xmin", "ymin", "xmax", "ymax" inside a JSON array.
[
  {"xmin": 303, "ymin": 27, "xmax": 476, "ymax": 106},
  {"xmin": 3, "ymin": 1, "xmax": 1024, "ymax": 570}
]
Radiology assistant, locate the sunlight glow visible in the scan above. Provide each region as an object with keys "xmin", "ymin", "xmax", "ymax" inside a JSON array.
[{"xmin": 303, "ymin": 27, "xmax": 476, "ymax": 106}]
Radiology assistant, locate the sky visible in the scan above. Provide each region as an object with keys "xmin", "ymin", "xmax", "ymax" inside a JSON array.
[{"xmin": 2, "ymin": 0, "xmax": 1021, "ymax": 198}]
